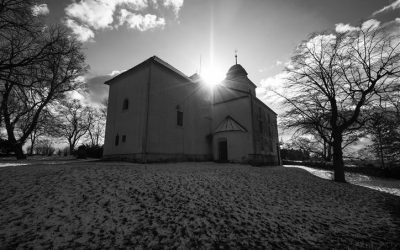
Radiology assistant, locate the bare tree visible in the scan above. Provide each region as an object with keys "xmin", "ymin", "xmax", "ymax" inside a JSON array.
[
  {"xmin": 0, "ymin": 0, "xmax": 52, "ymax": 73},
  {"xmin": 55, "ymin": 99, "xmax": 91, "ymax": 154},
  {"xmin": 281, "ymin": 23, "xmax": 400, "ymax": 182},
  {"xmin": 365, "ymin": 108, "xmax": 400, "ymax": 169},
  {"xmin": 26, "ymin": 108, "xmax": 56, "ymax": 155},
  {"xmin": 87, "ymin": 105, "xmax": 106, "ymax": 147}
]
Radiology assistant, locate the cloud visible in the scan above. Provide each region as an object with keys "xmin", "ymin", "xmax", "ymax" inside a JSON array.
[
  {"xmin": 373, "ymin": 0, "xmax": 400, "ymax": 16},
  {"xmin": 109, "ymin": 70, "xmax": 125, "ymax": 76},
  {"xmin": 361, "ymin": 19, "xmax": 380, "ymax": 30},
  {"xmin": 257, "ymin": 72, "xmax": 289, "ymax": 115},
  {"xmin": 335, "ymin": 23, "xmax": 359, "ymax": 33},
  {"xmin": 32, "ymin": 4, "xmax": 49, "ymax": 16},
  {"xmin": 65, "ymin": 0, "xmax": 117, "ymax": 30},
  {"xmin": 162, "ymin": 0, "xmax": 184, "ymax": 15},
  {"xmin": 65, "ymin": 19, "xmax": 95, "ymax": 42},
  {"xmin": 334, "ymin": 20, "xmax": 382, "ymax": 34},
  {"xmin": 64, "ymin": 0, "xmax": 184, "ymax": 42},
  {"xmin": 259, "ymin": 72, "xmax": 288, "ymax": 92},
  {"xmin": 119, "ymin": 9, "xmax": 165, "ymax": 31},
  {"xmin": 84, "ymin": 75, "xmax": 112, "ymax": 105}
]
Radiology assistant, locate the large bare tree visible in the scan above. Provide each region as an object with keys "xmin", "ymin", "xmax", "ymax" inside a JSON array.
[
  {"xmin": 281, "ymin": 23, "xmax": 400, "ymax": 182},
  {"xmin": 0, "ymin": 25, "xmax": 87, "ymax": 159},
  {"xmin": 0, "ymin": 1, "xmax": 88, "ymax": 159}
]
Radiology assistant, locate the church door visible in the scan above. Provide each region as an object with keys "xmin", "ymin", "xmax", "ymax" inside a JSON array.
[{"xmin": 218, "ymin": 140, "xmax": 228, "ymax": 162}]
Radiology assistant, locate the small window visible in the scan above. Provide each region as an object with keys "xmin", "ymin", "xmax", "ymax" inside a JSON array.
[
  {"xmin": 115, "ymin": 134, "xmax": 119, "ymax": 146},
  {"xmin": 122, "ymin": 135, "xmax": 126, "ymax": 143},
  {"xmin": 122, "ymin": 99, "xmax": 129, "ymax": 110},
  {"xmin": 259, "ymin": 120, "xmax": 263, "ymax": 133},
  {"xmin": 177, "ymin": 110, "xmax": 183, "ymax": 126}
]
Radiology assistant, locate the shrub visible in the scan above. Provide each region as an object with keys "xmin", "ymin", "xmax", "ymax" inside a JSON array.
[
  {"xmin": 35, "ymin": 140, "xmax": 55, "ymax": 156},
  {"xmin": 76, "ymin": 145, "xmax": 87, "ymax": 159},
  {"xmin": 75, "ymin": 144, "xmax": 103, "ymax": 159}
]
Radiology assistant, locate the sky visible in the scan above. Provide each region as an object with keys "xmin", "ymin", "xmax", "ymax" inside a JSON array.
[{"xmin": 37, "ymin": 0, "xmax": 400, "ymax": 109}]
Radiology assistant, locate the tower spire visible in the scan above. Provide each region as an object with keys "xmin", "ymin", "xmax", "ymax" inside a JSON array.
[
  {"xmin": 199, "ymin": 55, "xmax": 202, "ymax": 74},
  {"xmin": 235, "ymin": 49, "xmax": 238, "ymax": 65}
]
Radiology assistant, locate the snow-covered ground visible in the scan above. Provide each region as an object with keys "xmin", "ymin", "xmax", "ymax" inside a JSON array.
[
  {"xmin": 0, "ymin": 163, "xmax": 28, "ymax": 168},
  {"xmin": 284, "ymin": 165, "xmax": 400, "ymax": 196},
  {"xmin": 0, "ymin": 158, "xmax": 95, "ymax": 168},
  {"xmin": 0, "ymin": 162, "xmax": 399, "ymax": 249}
]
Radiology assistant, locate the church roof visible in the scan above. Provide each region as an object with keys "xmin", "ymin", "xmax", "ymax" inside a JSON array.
[
  {"xmin": 226, "ymin": 64, "xmax": 248, "ymax": 79},
  {"xmin": 214, "ymin": 116, "xmax": 247, "ymax": 133},
  {"xmin": 105, "ymin": 56, "xmax": 192, "ymax": 85},
  {"xmin": 189, "ymin": 73, "xmax": 203, "ymax": 83}
]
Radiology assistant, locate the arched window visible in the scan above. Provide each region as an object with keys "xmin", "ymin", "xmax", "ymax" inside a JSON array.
[
  {"xmin": 115, "ymin": 134, "xmax": 119, "ymax": 146},
  {"xmin": 122, "ymin": 99, "xmax": 129, "ymax": 110},
  {"xmin": 177, "ymin": 110, "xmax": 183, "ymax": 126},
  {"xmin": 176, "ymin": 105, "xmax": 183, "ymax": 126}
]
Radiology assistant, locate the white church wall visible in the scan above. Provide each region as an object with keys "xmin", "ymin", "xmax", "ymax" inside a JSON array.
[
  {"xmin": 212, "ymin": 97, "xmax": 253, "ymax": 161},
  {"xmin": 145, "ymin": 64, "xmax": 211, "ymax": 159},
  {"xmin": 103, "ymin": 66, "xmax": 148, "ymax": 156}
]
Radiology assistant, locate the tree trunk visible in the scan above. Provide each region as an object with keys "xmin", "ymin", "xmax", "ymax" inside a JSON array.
[
  {"xmin": 29, "ymin": 134, "xmax": 36, "ymax": 155},
  {"xmin": 327, "ymin": 144, "xmax": 332, "ymax": 162},
  {"xmin": 14, "ymin": 143, "xmax": 26, "ymax": 160},
  {"xmin": 332, "ymin": 131, "xmax": 346, "ymax": 182},
  {"xmin": 377, "ymin": 131, "xmax": 385, "ymax": 170},
  {"xmin": 69, "ymin": 144, "xmax": 74, "ymax": 155}
]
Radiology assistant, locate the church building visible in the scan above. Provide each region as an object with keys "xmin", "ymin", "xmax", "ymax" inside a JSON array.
[{"xmin": 103, "ymin": 56, "xmax": 280, "ymax": 165}]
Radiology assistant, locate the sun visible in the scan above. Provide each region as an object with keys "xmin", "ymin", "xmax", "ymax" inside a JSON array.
[{"xmin": 201, "ymin": 66, "xmax": 225, "ymax": 88}]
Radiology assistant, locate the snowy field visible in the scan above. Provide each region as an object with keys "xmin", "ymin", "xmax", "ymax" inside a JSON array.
[{"xmin": 0, "ymin": 162, "xmax": 399, "ymax": 249}]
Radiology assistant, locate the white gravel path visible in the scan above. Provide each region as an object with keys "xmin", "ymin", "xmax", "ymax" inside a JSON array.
[{"xmin": 285, "ymin": 165, "xmax": 400, "ymax": 196}]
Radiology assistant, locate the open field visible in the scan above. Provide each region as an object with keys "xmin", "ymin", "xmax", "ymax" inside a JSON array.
[{"xmin": 1, "ymin": 162, "xmax": 400, "ymax": 249}]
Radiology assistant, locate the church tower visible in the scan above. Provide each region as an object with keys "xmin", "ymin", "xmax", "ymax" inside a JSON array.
[{"xmin": 222, "ymin": 53, "xmax": 257, "ymax": 95}]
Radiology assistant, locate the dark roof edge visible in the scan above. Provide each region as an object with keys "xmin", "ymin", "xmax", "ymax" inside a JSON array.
[
  {"xmin": 254, "ymin": 98, "xmax": 277, "ymax": 115},
  {"xmin": 224, "ymin": 76, "xmax": 258, "ymax": 88},
  {"xmin": 226, "ymin": 115, "xmax": 248, "ymax": 132},
  {"xmin": 105, "ymin": 56, "xmax": 193, "ymax": 85}
]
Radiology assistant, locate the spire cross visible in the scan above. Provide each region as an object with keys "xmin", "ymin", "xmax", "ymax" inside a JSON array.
[{"xmin": 235, "ymin": 49, "xmax": 238, "ymax": 65}]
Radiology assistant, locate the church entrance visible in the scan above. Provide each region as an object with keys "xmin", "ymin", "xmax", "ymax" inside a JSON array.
[{"xmin": 218, "ymin": 139, "xmax": 228, "ymax": 162}]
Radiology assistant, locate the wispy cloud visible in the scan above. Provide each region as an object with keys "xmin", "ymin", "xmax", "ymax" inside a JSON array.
[
  {"xmin": 373, "ymin": 0, "xmax": 400, "ymax": 16},
  {"xmin": 32, "ymin": 4, "xmax": 49, "ymax": 16},
  {"xmin": 64, "ymin": 0, "xmax": 184, "ymax": 42}
]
